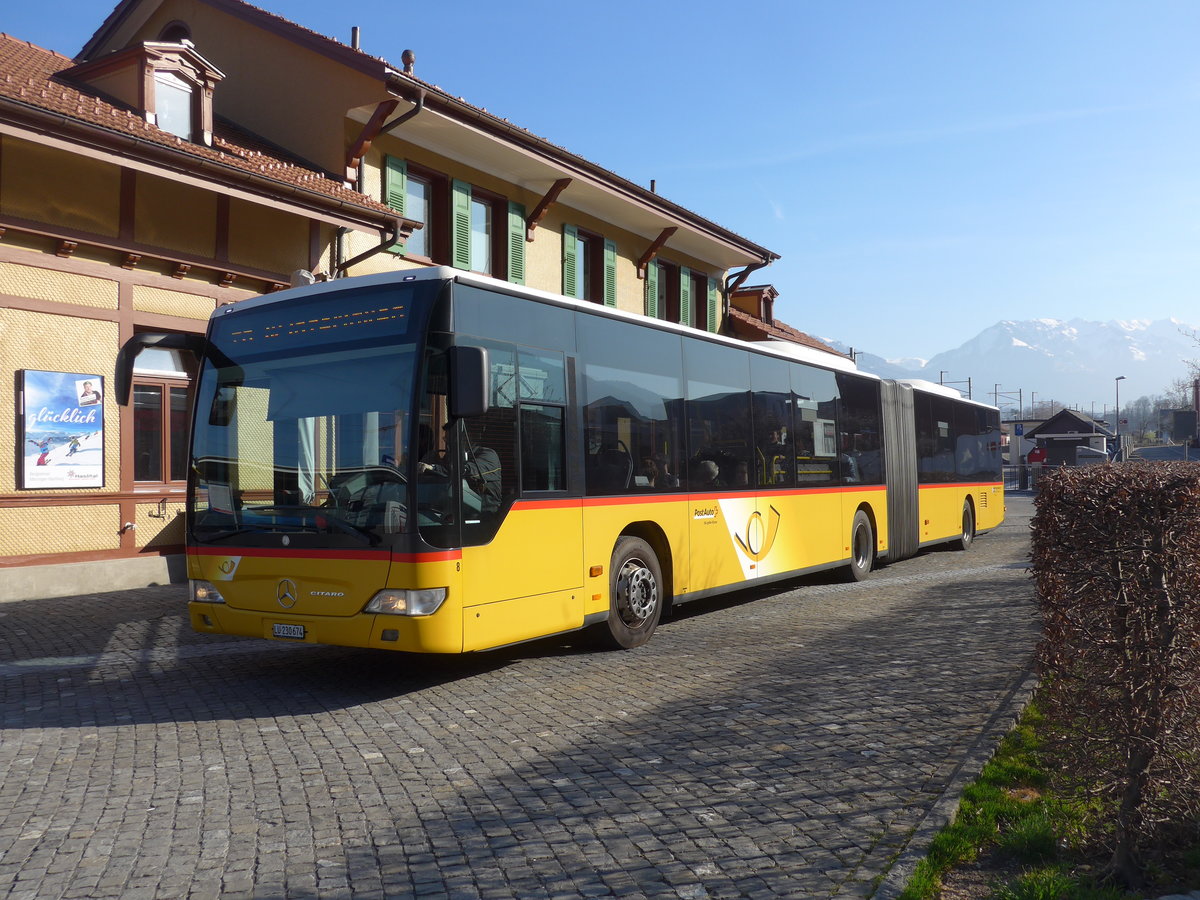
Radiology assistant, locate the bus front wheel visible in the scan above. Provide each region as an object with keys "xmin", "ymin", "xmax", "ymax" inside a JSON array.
[
  {"xmin": 597, "ymin": 537, "xmax": 663, "ymax": 650},
  {"xmin": 953, "ymin": 501, "xmax": 975, "ymax": 551},
  {"xmin": 844, "ymin": 510, "xmax": 875, "ymax": 583}
]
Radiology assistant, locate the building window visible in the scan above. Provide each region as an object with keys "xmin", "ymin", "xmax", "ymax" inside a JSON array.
[
  {"xmin": 132, "ymin": 343, "xmax": 193, "ymax": 484},
  {"xmin": 405, "ymin": 175, "xmax": 431, "ymax": 258},
  {"xmin": 691, "ymin": 270, "xmax": 710, "ymax": 331},
  {"xmin": 133, "ymin": 381, "xmax": 190, "ymax": 483},
  {"xmin": 158, "ymin": 21, "xmax": 193, "ymax": 42},
  {"xmin": 383, "ymin": 157, "xmax": 446, "ymax": 262},
  {"xmin": 469, "ymin": 195, "xmax": 493, "ymax": 274},
  {"xmin": 154, "ymin": 70, "xmax": 194, "ymax": 140},
  {"xmin": 451, "ymin": 180, "xmax": 525, "ymax": 283},
  {"xmin": 563, "ymin": 225, "xmax": 592, "ymax": 300},
  {"xmin": 656, "ymin": 260, "xmax": 680, "ymax": 322}
]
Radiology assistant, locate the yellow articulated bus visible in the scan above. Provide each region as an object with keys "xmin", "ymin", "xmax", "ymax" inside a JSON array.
[{"xmin": 116, "ymin": 268, "xmax": 1003, "ymax": 653}]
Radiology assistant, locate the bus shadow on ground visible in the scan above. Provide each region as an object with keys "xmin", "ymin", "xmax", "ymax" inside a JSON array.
[{"xmin": 0, "ymin": 535, "xmax": 1027, "ymax": 732}]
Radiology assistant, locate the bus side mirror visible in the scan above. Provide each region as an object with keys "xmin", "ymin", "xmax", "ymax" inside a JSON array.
[
  {"xmin": 114, "ymin": 332, "xmax": 208, "ymax": 405},
  {"xmin": 448, "ymin": 345, "xmax": 489, "ymax": 418}
]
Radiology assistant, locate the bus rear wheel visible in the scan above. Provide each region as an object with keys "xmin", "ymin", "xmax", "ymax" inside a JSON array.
[
  {"xmin": 597, "ymin": 536, "xmax": 663, "ymax": 650},
  {"xmin": 953, "ymin": 501, "xmax": 975, "ymax": 551},
  {"xmin": 844, "ymin": 510, "xmax": 874, "ymax": 583}
]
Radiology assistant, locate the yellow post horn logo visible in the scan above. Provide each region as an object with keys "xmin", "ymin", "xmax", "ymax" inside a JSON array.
[{"xmin": 734, "ymin": 505, "xmax": 781, "ymax": 561}]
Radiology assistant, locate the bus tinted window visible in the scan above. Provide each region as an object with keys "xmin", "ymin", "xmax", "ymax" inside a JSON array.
[
  {"xmin": 792, "ymin": 365, "xmax": 840, "ymax": 487},
  {"xmin": 750, "ymin": 355, "xmax": 794, "ymax": 488},
  {"xmin": 836, "ymin": 374, "xmax": 884, "ymax": 485},
  {"xmin": 684, "ymin": 339, "xmax": 752, "ymax": 490},
  {"xmin": 915, "ymin": 392, "xmax": 1001, "ymax": 483},
  {"xmin": 454, "ymin": 284, "xmax": 576, "ymax": 353},
  {"xmin": 578, "ymin": 316, "xmax": 684, "ymax": 494}
]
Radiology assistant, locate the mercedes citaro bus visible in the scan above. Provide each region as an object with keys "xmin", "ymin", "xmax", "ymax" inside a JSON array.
[{"xmin": 116, "ymin": 267, "xmax": 1003, "ymax": 653}]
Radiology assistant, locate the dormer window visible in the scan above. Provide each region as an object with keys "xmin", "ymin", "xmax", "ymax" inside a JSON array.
[
  {"xmin": 153, "ymin": 70, "xmax": 194, "ymax": 140},
  {"xmin": 61, "ymin": 40, "xmax": 223, "ymax": 147}
]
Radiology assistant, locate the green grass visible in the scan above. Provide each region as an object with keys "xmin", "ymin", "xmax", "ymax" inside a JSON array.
[
  {"xmin": 895, "ymin": 694, "xmax": 1200, "ymax": 900},
  {"xmin": 896, "ymin": 703, "xmax": 1124, "ymax": 900},
  {"xmin": 991, "ymin": 866, "xmax": 1129, "ymax": 900}
]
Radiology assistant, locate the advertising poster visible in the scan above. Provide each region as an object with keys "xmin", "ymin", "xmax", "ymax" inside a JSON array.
[{"xmin": 20, "ymin": 370, "xmax": 105, "ymax": 489}]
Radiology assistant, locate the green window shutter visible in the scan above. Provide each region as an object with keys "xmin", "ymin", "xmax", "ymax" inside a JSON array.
[
  {"xmin": 679, "ymin": 266, "xmax": 693, "ymax": 326},
  {"xmin": 707, "ymin": 277, "xmax": 720, "ymax": 332},
  {"xmin": 507, "ymin": 201, "xmax": 526, "ymax": 285},
  {"xmin": 562, "ymin": 225, "xmax": 578, "ymax": 298},
  {"xmin": 451, "ymin": 179, "xmax": 472, "ymax": 270},
  {"xmin": 384, "ymin": 156, "xmax": 407, "ymax": 255},
  {"xmin": 603, "ymin": 239, "xmax": 617, "ymax": 307},
  {"xmin": 384, "ymin": 156, "xmax": 407, "ymax": 213},
  {"xmin": 644, "ymin": 260, "xmax": 659, "ymax": 318}
]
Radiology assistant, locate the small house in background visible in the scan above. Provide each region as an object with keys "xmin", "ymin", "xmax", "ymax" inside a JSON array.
[
  {"xmin": 1023, "ymin": 409, "xmax": 1114, "ymax": 466},
  {"xmin": 724, "ymin": 284, "xmax": 849, "ymax": 359},
  {"xmin": 1158, "ymin": 408, "xmax": 1197, "ymax": 445}
]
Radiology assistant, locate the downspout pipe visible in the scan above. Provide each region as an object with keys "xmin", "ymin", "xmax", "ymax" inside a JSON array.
[
  {"xmin": 721, "ymin": 260, "xmax": 772, "ymax": 336},
  {"xmin": 334, "ymin": 222, "xmax": 404, "ymax": 278},
  {"xmin": 378, "ymin": 87, "xmax": 426, "ymax": 135},
  {"xmin": 335, "ymin": 85, "xmax": 426, "ymax": 278}
]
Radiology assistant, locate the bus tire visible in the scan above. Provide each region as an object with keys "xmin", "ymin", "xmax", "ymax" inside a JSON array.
[
  {"xmin": 598, "ymin": 537, "xmax": 663, "ymax": 650},
  {"xmin": 953, "ymin": 500, "xmax": 975, "ymax": 551},
  {"xmin": 844, "ymin": 510, "xmax": 874, "ymax": 582}
]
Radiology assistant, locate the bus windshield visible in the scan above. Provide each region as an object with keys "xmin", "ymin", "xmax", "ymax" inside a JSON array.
[{"xmin": 188, "ymin": 284, "xmax": 428, "ymax": 548}]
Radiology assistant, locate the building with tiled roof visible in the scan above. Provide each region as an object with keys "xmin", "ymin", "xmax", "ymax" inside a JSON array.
[
  {"xmin": 0, "ymin": 0, "xmax": 796, "ymax": 599},
  {"xmin": 725, "ymin": 284, "xmax": 849, "ymax": 358}
]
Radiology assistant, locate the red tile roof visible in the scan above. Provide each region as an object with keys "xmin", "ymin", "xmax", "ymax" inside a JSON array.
[
  {"xmin": 725, "ymin": 306, "xmax": 848, "ymax": 358},
  {"xmin": 80, "ymin": 0, "xmax": 777, "ymax": 262},
  {"xmin": 0, "ymin": 32, "xmax": 398, "ymax": 220}
]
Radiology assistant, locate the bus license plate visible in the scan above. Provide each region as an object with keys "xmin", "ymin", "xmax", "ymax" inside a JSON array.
[{"xmin": 272, "ymin": 623, "xmax": 305, "ymax": 640}]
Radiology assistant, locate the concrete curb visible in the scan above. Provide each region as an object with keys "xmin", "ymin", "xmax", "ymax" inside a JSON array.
[{"xmin": 867, "ymin": 665, "xmax": 1041, "ymax": 900}]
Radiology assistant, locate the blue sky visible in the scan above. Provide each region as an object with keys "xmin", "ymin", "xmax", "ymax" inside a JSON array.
[{"xmin": 8, "ymin": 1, "xmax": 1200, "ymax": 362}]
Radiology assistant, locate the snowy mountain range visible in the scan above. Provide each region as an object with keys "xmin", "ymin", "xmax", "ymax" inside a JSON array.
[{"xmin": 823, "ymin": 318, "xmax": 1199, "ymax": 414}]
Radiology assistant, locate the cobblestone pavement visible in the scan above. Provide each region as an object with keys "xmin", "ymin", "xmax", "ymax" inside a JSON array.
[{"xmin": 0, "ymin": 497, "xmax": 1039, "ymax": 899}]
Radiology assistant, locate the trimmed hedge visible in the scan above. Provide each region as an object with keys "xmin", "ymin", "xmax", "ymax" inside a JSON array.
[{"xmin": 1032, "ymin": 463, "xmax": 1200, "ymax": 887}]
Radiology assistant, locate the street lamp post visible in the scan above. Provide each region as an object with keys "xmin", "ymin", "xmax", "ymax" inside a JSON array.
[{"xmin": 1115, "ymin": 376, "xmax": 1126, "ymax": 461}]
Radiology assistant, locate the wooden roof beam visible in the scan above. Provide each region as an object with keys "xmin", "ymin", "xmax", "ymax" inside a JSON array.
[
  {"xmin": 345, "ymin": 98, "xmax": 400, "ymax": 184},
  {"xmin": 637, "ymin": 227, "xmax": 677, "ymax": 278},
  {"xmin": 525, "ymin": 178, "xmax": 571, "ymax": 241}
]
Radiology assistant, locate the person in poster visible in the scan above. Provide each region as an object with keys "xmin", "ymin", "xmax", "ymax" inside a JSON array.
[{"xmin": 77, "ymin": 380, "xmax": 102, "ymax": 406}]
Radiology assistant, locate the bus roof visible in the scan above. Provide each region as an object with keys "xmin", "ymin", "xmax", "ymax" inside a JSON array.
[
  {"xmin": 901, "ymin": 379, "xmax": 999, "ymax": 411},
  {"xmin": 217, "ymin": 267, "xmax": 867, "ymax": 379}
]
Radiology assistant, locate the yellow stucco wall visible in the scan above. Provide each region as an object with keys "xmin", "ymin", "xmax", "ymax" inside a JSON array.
[
  {"xmin": 132, "ymin": 285, "xmax": 217, "ymax": 320},
  {"xmin": 360, "ymin": 141, "xmax": 721, "ymax": 319},
  {"xmin": 134, "ymin": 172, "xmax": 218, "ymax": 258},
  {"xmin": 0, "ymin": 137, "xmax": 121, "ymax": 237},
  {"xmin": 0, "ymin": 308, "xmax": 121, "ymax": 495},
  {"xmin": 0, "ymin": 262, "xmax": 119, "ymax": 309},
  {"xmin": 227, "ymin": 198, "xmax": 309, "ymax": 275},
  {"xmin": 126, "ymin": 0, "xmax": 387, "ymax": 176},
  {"xmin": 136, "ymin": 502, "xmax": 186, "ymax": 549},
  {"xmin": 0, "ymin": 505, "xmax": 123, "ymax": 556}
]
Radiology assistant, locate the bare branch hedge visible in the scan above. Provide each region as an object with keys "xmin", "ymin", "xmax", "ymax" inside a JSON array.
[{"xmin": 1032, "ymin": 462, "xmax": 1200, "ymax": 887}]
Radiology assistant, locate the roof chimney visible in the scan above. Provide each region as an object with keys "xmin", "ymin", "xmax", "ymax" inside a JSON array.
[
  {"xmin": 402, "ymin": 49, "xmax": 415, "ymax": 75},
  {"xmin": 351, "ymin": 27, "xmax": 360, "ymax": 50}
]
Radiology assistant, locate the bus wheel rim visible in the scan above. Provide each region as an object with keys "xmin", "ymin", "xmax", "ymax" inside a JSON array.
[
  {"xmin": 618, "ymin": 558, "xmax": 657, "ymax": 623},
  {"xmin": 853, "ymin": 526, "xmax": 869, "ymax": 567}
]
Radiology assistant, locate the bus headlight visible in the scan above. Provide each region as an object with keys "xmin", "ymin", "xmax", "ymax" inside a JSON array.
[
  {"xmin": 364, "ymin": 588, "xmax": 446, "ymax": 616},
  {"xmin": 191, "ymin": 580, "xmax": 227, "ymax": 603}
]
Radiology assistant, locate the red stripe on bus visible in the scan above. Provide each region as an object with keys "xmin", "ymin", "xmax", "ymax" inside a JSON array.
[
  {"xmin": 917, "ymin": 482, "xmax": 1002, "ymax": 491},
  {"xmin": 189, "ymin": 546, "xmax": 461, "ymax": 562},
  {"xmin": 510, "ymin": 498, "xmax": 585, "ymax": 511},
  {"xmin": 577, "ymin": 486, "xmax": 890, "ymax": 506}
]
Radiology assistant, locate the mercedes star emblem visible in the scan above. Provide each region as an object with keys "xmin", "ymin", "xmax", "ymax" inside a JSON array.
[{"xmin": 276, "ymin": 578, "xmax": 298, "ymax": 609}]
